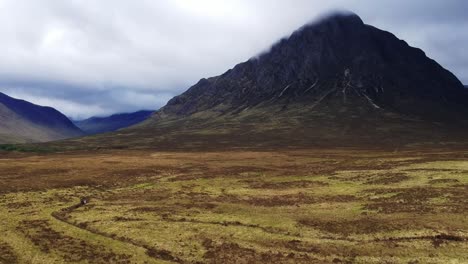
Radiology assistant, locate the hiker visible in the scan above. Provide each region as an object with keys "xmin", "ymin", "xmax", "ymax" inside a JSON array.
[{"xmin": 80, "ymin": 197, "xmax": 89, "ymax": 205}]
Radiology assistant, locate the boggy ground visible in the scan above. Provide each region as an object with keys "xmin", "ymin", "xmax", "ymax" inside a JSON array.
[{"xmin": 0, "ymin": 148, "xmax": 467, "ymax": 263}]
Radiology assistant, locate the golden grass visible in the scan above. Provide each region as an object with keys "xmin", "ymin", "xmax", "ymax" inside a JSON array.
[{"xmin": 0, "ymin": 149, "xmax": 467, "ymax": 263}]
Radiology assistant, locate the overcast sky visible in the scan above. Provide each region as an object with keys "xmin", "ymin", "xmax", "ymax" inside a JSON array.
[{"xmin": 0, "ymin": 0, "xmax": 467, "ymax": 119}]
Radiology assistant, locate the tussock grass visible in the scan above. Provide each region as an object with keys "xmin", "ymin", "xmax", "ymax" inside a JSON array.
[{"xmin": 0, "ymin": 149, "xmax": 466, "ymax": 263}]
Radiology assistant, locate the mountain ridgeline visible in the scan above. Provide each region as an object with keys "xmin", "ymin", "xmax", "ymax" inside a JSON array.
[
  {"xmin": 60, "ymin": 12, "xmax": 468, "ymax": 149},
  {"xmin": 74, "ymin": 110, "xmax": 153, "ymax": 135},
  {"xmin": 0, "ymin": 92, "xmax": 83, "ymax": 143},
  {"xmin": 156, "ymin": 13, "xmax": 466, "ymax": 120}
]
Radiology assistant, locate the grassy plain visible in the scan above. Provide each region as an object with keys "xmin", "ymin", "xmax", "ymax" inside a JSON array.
[{"xmin": 0, "ymin": 148, "xmax": 466, "ymax": 263}]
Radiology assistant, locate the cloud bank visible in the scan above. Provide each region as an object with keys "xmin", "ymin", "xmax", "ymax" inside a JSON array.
[{"xmin": 0, "ymin": 0, "xmax": 467, "ymax": 119}]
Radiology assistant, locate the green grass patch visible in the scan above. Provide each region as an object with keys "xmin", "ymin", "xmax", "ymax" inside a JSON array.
[{"xmin": 0, "ymin": 144, "xmax": 59, "ymax": 153}]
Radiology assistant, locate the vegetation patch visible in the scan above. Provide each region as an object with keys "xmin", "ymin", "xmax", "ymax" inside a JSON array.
[
  {"xmin": 202, "ymin": 239, "xmax": 316, "ymax": 264},
  {"xmin": 297, "ymin": 217, "xmax": 412, "ymax": 235},
  {"xmin": 6, "ymin": 201, "xmax": 32, "ymax": 209},
  {"xmin": 428, "ymin": 179, "xmax": 460, "ymax": 184},
  {"xmin": 16, "ymin": 220, "xmax": 132, "ymax": 263},
  {"xmin": 0, "ymin": 241, "xmax": 17, "ymax": 264},
  {"xmin": 364, "ymin": 187, "xmax": 468, "ymax": 213},
  {"xmin": 365, "ymin": 173, "xmax": 410, "ymax": 185},
  {"xmin": 0, "ymin": 144, "xmax": 58, "ymax": 153},
  {"xmin": 245, "ymin": 194, "xmax": 356, "ymax": 207},
  {"xmin": 245, "ymin": 180, "xmax": 329, "ymax": 189}
]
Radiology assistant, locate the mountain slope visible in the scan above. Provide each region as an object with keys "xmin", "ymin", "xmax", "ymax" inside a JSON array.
[
  {"xmin": 154, "ymin": 13, "xmax": 466, "ymax": 121},
  {"xmin": 0, "ymin": 92, "xmax": 84, "ymax": 143},
  {"xmin": 55, "ymin": 12, "xmax": 468, "ymax": 150},
  {"xmin": 74, "ymin": 110, "xmax": 153, "ymax": 135}
]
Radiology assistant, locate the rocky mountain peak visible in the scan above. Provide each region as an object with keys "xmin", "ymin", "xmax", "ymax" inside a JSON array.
[
  {"xmin": 158, "ymin": 11, "xmax": 467, "ymax": 124},
  {"xmin": 69, "ymin": 11, "xmax": 468, "ymax": 149}
]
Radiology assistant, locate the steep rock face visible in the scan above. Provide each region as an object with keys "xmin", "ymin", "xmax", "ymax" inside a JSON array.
[
  {"xmin": 156, "ymin": 13, "xmax": 466, "ymax": 122},
  {"xmin": 0, "ymin": 92, "xmax": 83, "ymax": 143},
  {"xmin": 74, "ymin": 110, "xmax": 153, "ymax": 135}
]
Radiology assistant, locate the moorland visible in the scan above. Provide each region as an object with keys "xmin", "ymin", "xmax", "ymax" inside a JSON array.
[{"xmin": 0, "ymin": 147, "xmax": 466, "ymax": 263}]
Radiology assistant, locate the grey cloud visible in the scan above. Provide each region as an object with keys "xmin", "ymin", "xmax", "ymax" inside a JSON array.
[{"xmin": 0, "ymin": 0, "xmax": 466, "ymax": 118}]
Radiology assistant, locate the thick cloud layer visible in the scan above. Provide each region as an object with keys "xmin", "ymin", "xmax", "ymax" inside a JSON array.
[{"xmin": 0, "ymin": 0, "xmax": 466, "ymax": 119}]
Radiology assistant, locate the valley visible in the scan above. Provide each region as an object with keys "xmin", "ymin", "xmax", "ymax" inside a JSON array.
[
  {"xmin": 0, "ymin": 148, "xmax": 466, "ymax": 263},
  {"xmin": 0, "ymin": 9, "xmax": 467, "ymax": 264}
]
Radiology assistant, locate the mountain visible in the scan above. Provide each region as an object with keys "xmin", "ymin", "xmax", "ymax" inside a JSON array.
[
  {"xmin": 56, "ymin": 12, "xmax": 468, "ymax": 150},
  {"xmin": 0, "ymin": 92, "xmax": 84, "ymax": 144},
  {"xmin": 74, "ymin": 110, "xmax": 153, "ymax": 135},
  {"xmin": 154, "ymin": 13, "xmax": 466, "ymax": 120}
]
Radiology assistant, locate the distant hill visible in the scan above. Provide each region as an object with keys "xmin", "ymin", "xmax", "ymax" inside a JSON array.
[
  {"xmin": 0, "ymin": 92, "xmax": 84, "ymax": 144},
  {"xmin": 74, "ymin": 110, "xmax": 153, "ymax": 135}
]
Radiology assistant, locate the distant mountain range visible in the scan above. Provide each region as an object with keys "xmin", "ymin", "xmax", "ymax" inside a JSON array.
[
  {"xmin": 73, "ymin": 110, "xmax": 153, "ymax": 135},
  {"xmin": 0, "ymin": 92, "xmax": 83, "ymax": 144},
  {"xmin": 4, "ymin": 12, "xmax": 468, "ymax": 149},
  {"xmin": 59, "ymin": 12, "xmax": 468, "ymax": 150}
]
